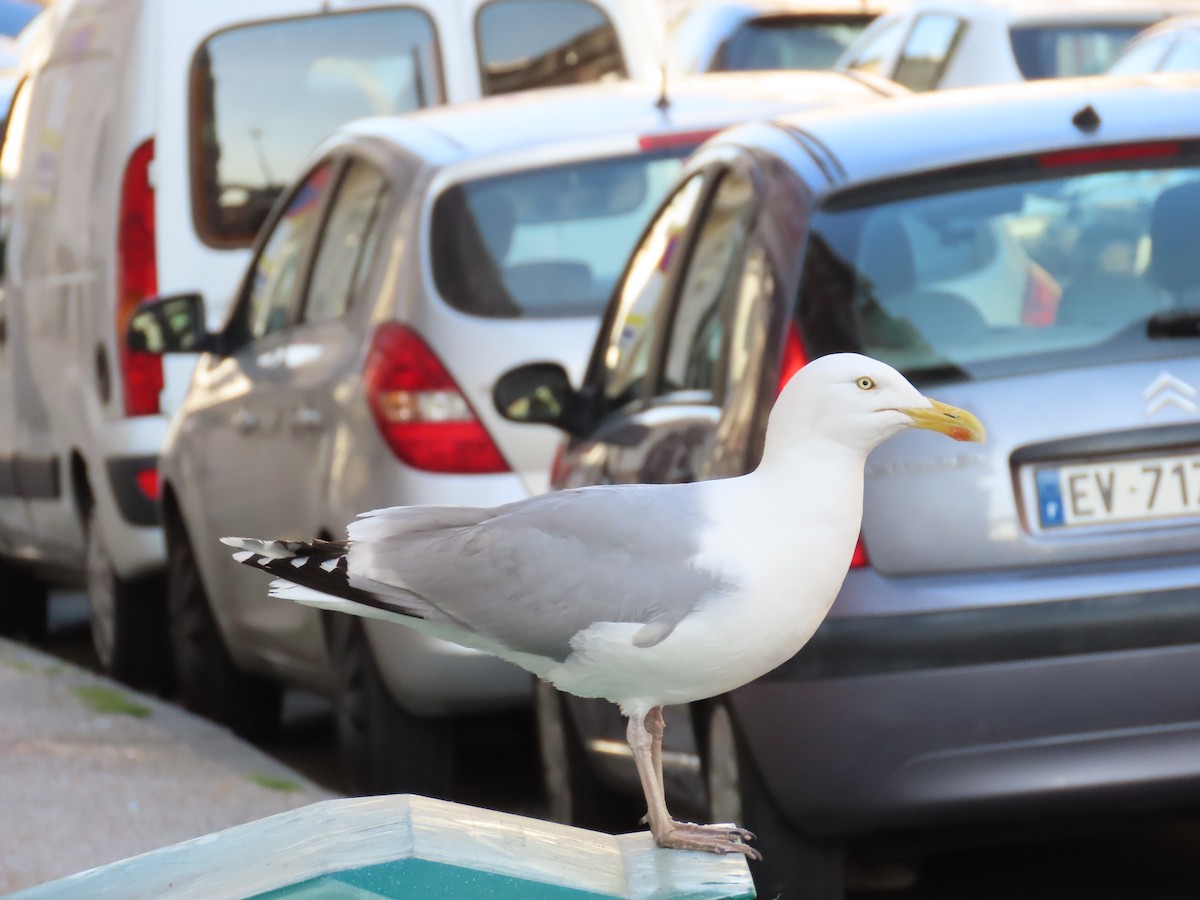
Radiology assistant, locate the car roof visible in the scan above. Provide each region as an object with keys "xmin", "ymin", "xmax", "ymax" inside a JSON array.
[
  {"xmin": 341, "ymin": 71, "xmax": 898, "ymax": 164},
  {"xmin": 897, "ymin": 0, "xmax": 1200, "ymax": 23},
  {"xmin": 767, "ymin": 73, "xmax": 1200, "ymax": 189}
]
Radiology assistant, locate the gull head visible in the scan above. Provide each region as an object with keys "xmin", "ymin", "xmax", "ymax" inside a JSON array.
[{"xmin": 769, "ymin": 353, "xmax": 986, "ymax": 455}]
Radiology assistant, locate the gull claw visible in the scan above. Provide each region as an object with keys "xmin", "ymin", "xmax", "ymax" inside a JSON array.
[{"xmin": 654, "ymin": 819, "xmax": 761, "ymax": 860}]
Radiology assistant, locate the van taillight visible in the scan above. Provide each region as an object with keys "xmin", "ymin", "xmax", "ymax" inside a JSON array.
[
  {"xmin": 776, "ymin": 322, "xmax": 868, "ymax": 568},
  {"xmin": 116, "ymin": 138, "xmax": 161, "ymax": 417},
  {"xmin": 363, "ymin": 323, "xmax": 510, "ymax": 474}
]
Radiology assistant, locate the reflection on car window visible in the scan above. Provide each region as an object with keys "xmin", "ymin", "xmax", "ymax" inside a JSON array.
[
  {"xmin": 477, "ymin": 0, "xmax": 626, "ymax": 96},
  {"xmin": 1107, "ymin": 35, "xmax": 1173, "ymax": 75},
  {"xmin": 660, "ymin": 167, "xmax": 758, "ymax": 398},
  {"xmin": 304, "ymin": 161, "xmax": 390, "ymax": 325},
  {"xmin": 799, "ymin": 163, "xmax": 1200, "ymax": 383},
  {"xmin": 713, "ymin": 15, "xmax": 872, "ymax": 71},
  {"xmin": 892, "ymin": 14, "xmax": 961, "ymax": 91},
  {"xmin": 602, "ymin": 175, "xmax": 705, "ymax": 406},
  {"xmin": 431, "ymin": 150, "xmax": 688, "ymax": 319},
  {"xmin": 242, "ymin": 162, "xmax": 335, "ymax": 344},
  {"xmin": 1009, "ymin": 25, "xmax": 1141, "ymax": 79},
  {"xmin": 191, "ymin": 8, "xmax": 441, "ymax": 248},
  {"xmin": 844, "ymin": 20, "xmax": 904, "ymax": 75},
  {"xmin": 1162, "ymin": 36, "xmax": 1200, "ymax": 72}
]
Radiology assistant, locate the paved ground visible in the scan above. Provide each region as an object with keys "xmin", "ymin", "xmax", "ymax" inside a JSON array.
[{"xmin": 0, "ymin": 638, "xmax": 336, "ymax": 894}]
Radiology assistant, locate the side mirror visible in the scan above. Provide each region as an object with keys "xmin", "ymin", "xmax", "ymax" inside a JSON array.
[
  {"xmin": 126, "ymin": 292, "xmax": 215, "ymax": 354},
  {"xmin": 493, "ymin": 362, "xmax": 590, "ymax": 435}
]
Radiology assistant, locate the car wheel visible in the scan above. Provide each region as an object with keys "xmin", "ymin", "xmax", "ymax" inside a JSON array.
[
  {"xmin": 535, "ymin": 679, "xmax": 640, "ymax": 833},
  {"xmin": 702, "ymin": 700, "xmax": 844, "ymax": 900},
  {"xmin": 166, "ymin": 522, "xmax": 282, "ymax": 741},
  {"xmin": 0, "ymin": 559, "xmax": 48, "ymax": 641},
  {"xmin": 84, "ymin": 506, "xmax": 171, "ymax": 690},
  {"xmin": 327, "ymin": 614, "xmax": 454, "ymax": 798}
]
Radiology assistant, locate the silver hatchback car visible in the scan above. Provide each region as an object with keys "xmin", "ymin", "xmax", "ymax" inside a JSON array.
[
  {"xmin": 133, "ymin": 72, "xmax": 898, "ymax": 797},
  {"xmin": 496, "ymin": 73, "xmax": 1200, "ymax": 897}
]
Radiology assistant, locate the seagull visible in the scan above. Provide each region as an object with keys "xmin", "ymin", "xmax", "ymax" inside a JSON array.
[{"xmin": 222, "ymin": 353, "xmax": 985, "ymax": 860}]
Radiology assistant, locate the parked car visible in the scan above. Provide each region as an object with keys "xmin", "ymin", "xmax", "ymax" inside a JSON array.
[
  {"xmin": 1108, "ymin": 14, "xmax": 1200, "ymax": 74},
  {"xmin": 126, "ymin": 72, "xmax": 900, "ymax": 795},
  {"xmin": 0, "ymin": 0, "xmax": 661, "ymax": 684},
  {"xmin": 834, "ymin": 0, "xmax": 1199, "ymax": 91},
  {"xmin": 667, "ymin": 0, "xmax": 897, "ymax": 75},
  {"xmin": 495, "ymin": 73, "xmax": 1200, "ymax": 898}
]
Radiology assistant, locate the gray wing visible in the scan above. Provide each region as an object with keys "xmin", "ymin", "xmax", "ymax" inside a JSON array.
[{"xmin": 346, "ymin": 483, "xmax": 732, "ymax": 661}]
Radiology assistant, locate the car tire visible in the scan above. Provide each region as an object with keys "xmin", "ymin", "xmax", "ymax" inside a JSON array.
[
  {"xmin": 327, "ymin": 614, "xmax": 454, "ymax": 798},
  {"xmin": 0, "ymin": 559, "xmax": 48, "ymax": 641},
  {"xmin": 84, "ymin": 506, "xmax": 171, "ymax": 690},
  {"xmin": 535, "ymin": 679, "xmax": 641, "ymax": 834},
  {"xmin": 166, "ymin": 522, "xmax": 282, "ymax": 741},
  {"xmin": 701, "ymin": 699, "xmax": 844, "ymax": 900}
]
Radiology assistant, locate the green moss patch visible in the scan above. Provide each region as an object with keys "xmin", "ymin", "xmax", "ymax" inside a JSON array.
[{"xmin": 72, "ymin": 685, "xmax": 151, "ymax": 718}]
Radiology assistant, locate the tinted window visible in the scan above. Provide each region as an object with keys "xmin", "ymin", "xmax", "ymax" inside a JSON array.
[
  {"xmin": 477, "ymin": 0, "xmax": 625, "ymax": 95},
  {"xmin": 713, "ymin": 14, "xmax": 872, "ymax": 71},
  {"xmin": 892, "ymin": 14, "xmax": 962, "ymax": 92},
  {"xmin": 1010, "ymin": 24, "xmax": 1142, "ymax": 79},
  {"xmin": 239, "ymin": 163, "xmax": 336, "ymax": 344},
  {"xmin": 601, "ymin": 175, "xmax": 705, "ymax": 406},
  {"xmin": 844, "ymin": 20, "xmax": 904, "ymax": 75},
  {"xmin": 660, "ymin": 168, "xmax": 758, "ymax": 397},
  {"xmin": 303, "ymin": 161, "xmax": 390, "ymax": 325},
  {"xmin": 431, "ymin": 150, "xmax": 688, "ymax": 319},
  {"xmin": 799, "ymin": 162, "xmax": 1200, "ymax": 384},
  {"xmin": 1162, "ymin": 36, "xmax": 1200, "ymax": 72},
  {"xmin": 191, "ymin": 9, "xmax": 441, "ymax": 248}
]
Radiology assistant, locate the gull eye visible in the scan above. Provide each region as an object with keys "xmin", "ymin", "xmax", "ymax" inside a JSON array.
[{"xmin": 857, "ymin": 376, "xmax": 876, "ymax": 391}]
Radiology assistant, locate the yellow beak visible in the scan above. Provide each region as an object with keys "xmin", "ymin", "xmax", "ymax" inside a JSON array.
[{"xmin": 902, "ymin": 399, "xmax": 986, "ymax": 443}]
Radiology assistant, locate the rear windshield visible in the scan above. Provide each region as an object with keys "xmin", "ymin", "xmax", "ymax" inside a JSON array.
[
  {"xmin": 191, "ymin": 8, "xmax": 442, "ymax": 248},
  {"xmin": 799, "ymin": 155, "xmax": 1200, "ymax": 384},
  {"xmin": 431, "ymin": 150, "xmax": 689, "ymax": 319},
  {"xmin": 713, "ymin": 14, "xmax": 874, "ymax": 71},
  {"xmin": 476, "ymin": 0, "xmax": 626, "ymax": 96},
  {"xmin": 1009, "ymin": 24, "xmax": 1144, "ymax": 79}
]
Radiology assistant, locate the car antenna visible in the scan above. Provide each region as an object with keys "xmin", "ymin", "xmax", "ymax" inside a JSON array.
[
  {"xmin": 1072, "ymin": 103, "xmax": 1101, "ymax": 134},
  {"xmin": 656, "ymin": 2, "xmax": 671, "ymax": 112}
]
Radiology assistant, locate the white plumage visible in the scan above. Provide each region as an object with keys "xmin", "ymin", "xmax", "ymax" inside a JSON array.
[{"xmin": 223, "ymin": 352, "xmax": 985, "ymax": 859}]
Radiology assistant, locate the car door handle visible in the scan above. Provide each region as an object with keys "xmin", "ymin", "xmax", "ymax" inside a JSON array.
[
  {"xmin": 291, "ymin": 406, "xmax": 323, "ymax": 431},
  {"xmin": 231, "ymin": 409, "xmax": 259, "ymax": 433}
]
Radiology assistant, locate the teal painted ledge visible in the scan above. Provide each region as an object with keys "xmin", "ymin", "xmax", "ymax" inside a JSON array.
[{"xmin": 11, "ymin": 795, "xmax": 756, "ymax": 900}]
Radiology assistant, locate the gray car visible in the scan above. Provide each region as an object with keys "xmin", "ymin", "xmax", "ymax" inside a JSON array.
[
  {"xmin": 496, "ymin": 73, "xmax": 1200, "ymax": 898},
  {"xmin": 133, "ymin": 72, "xmax": 898, "ymax": 798}
]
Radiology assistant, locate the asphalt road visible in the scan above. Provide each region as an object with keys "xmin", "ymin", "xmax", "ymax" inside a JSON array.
[{"xmin": 30, "ymin": 591, "xmax": 1200, "ymax": 899}]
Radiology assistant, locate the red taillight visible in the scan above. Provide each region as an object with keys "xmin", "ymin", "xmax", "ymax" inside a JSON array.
[
  {"xmin": 135, "ymin": 466, "xmax": 160, "ymax": 502},
  {"xmin": 637, "ymin": 128, "xmax": 721, "ymax": 152},
  {"xmin": 363, "ymin": 323, "xmax": 510, "ymax": 474},
  {"xmin": 1037, "ymin": 141, "xmax": 1180, "ymax": 169},
  {"xmin": 117, "ymin": 138, "xmax": 161, "ymax": 417},
  {"xmin": 775, "ymin": 320, "xmax": 810, "ymax": 396},
  {"xmin": 850, "ymin": 536, "xmax": 869, "ymax": 569},
  {"xmin": 1021, "ymin": 262, "xmax": 1061, "ymax": 326}
]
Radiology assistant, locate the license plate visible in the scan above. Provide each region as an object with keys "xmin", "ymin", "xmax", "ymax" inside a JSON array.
[{"xmin": 1035, "ymin": 452, "xmax": 1200, "ymax": 528}]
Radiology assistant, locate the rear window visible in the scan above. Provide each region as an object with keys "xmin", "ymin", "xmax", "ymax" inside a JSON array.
[
  {"xmin": 799, "ymin": 154, "xmax": 1200, "ymax": 384},
  {"xmin": 1009, "ymin": 24, "xmax": 1144, "ymax": 79},
  {"xmin": 190, "ymin": 8, "xmax": 442, "ymax": 248},
  {"xmin": 712, "ymin": 14, "xmax": 874, "ymax": 71},
  {"xmin": 476, "ymin": 0, "xmax": 626, "ymax": 96},
  {"xmin": 431, "ymin": 149, "xmax": 689, "ymax": 319}
]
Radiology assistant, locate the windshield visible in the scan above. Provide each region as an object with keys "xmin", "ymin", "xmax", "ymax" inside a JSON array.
[
  {"xmin": 191, "ymin": 8, "xmax": 442, "ymax": 247},
  {"xmin": 1009, "ymin": 24, "xmax": 1144, "ymax": 79},
  {"xmin": 714, "ymin": 15, "xmax": 874, "ymax": 71},
  {"xmin": 799, "ymin": 158, "xmax": 1200, "ymax": 384},
  {"xmin": 431, "ymin": 149, "xmax": 690, "ymax": 319}
]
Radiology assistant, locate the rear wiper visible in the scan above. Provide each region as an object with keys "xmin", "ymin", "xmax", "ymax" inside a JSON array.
[{"xmin": 1147, "ymin": 310, "xmax": 1200, "ymax": 338}]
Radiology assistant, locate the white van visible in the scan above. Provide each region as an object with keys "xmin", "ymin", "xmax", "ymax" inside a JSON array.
[{"xmin": 0, "ymin": 0, "xmax": 660, "ymax": 685}]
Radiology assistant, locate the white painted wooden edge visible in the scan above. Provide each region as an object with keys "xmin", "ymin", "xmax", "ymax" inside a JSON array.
[{"xmin": 11, "ymin": 795, "xmax": 754, "ymax": 900}]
